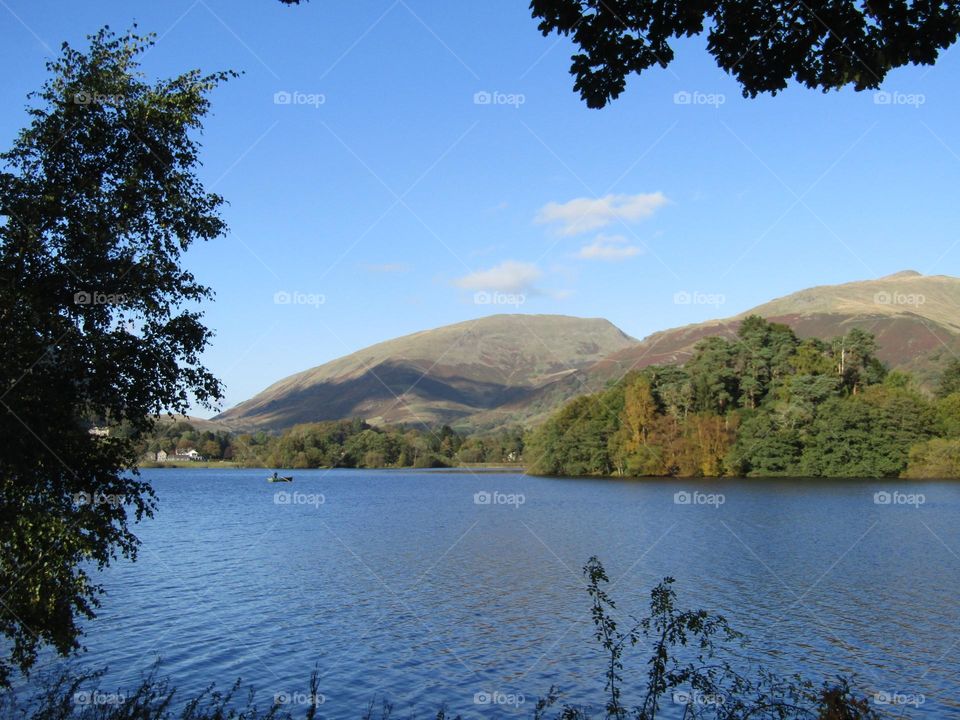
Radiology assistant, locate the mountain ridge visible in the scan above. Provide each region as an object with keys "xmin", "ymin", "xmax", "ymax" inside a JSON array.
[
  {"xmin": 215, "ymin": 314, "xmax": 636, "ymax": 430},
  {"xmin": 215, "ymin": 272, "xmax": 960, "ymax": 432}
]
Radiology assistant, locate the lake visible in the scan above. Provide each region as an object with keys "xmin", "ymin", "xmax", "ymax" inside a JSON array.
[{"xmin": 36, "ymin": 469, "xmax": 960, "ymax": 717}]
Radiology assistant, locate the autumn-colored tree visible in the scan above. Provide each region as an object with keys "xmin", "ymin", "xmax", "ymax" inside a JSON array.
[
  {"xmin": 686, "ymin": 412, "xmax": 735, "ymax": 477},
  {"xmin": 620, "ymin": 377, "xmax": 658, "ymax": 451}
]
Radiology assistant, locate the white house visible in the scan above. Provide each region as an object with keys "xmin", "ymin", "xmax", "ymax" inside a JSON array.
[{"xmin": 164, "ymin": 448, "xmax": 203, "ymax": 462}]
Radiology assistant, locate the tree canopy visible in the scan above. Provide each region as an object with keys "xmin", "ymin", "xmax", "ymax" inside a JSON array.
[
  {"xmin": 937, "ymin": 357, "xmax": 960, "ymax": 398},
  {"xmin": 526, "ymin": 316, "xmax": 958, "ymax": 478},
  {"xmin": 530, "ymin": 0, "xmax": 960, "ymax": 107},
  {"xmin": 278, "ymin": 0, "xmax": 960, "ymax": 108},
  {"xmin": 137, "ymin": 418, "xmax": 526, "ymax": 470},
  {"xmin": 0, "ymin": 28, "xmax": 232, "ymax": 683}
]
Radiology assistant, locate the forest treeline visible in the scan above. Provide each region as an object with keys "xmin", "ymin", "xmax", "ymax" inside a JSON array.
[
  {"xmin": 140, "ymin": 316, "xmax": 960, "ymax": 478},
  {"xmin": 526, "ymin": 316, "xmax": 960, "ymax": 478},
  {"xmin": 139, "ymin": 418, "xmax": 524, "ymax": 469}
]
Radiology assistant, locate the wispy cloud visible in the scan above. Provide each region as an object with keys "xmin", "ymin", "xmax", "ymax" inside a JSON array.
[
  {"xmin": 454, "ymin": 260, "xmax": 542, "ymax": 293},
  {"xmin": 576, "ymin": 234, "xmax": 643, "ymax": 261},
  {"xmin": 536, "ymin": 192, "xmax": 669, "ymax": 236}
]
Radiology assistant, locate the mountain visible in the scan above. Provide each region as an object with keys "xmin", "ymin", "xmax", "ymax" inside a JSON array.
[
  {"xmin": 587, "ymin": 270, "xmax": 960, "ymax": 389},
  {"xmin": 452, "ymin": 271, "xmax": 960, "ymax": 429},
  {"xmin": 216, "ymin": 271, "xmax": 960, "ymax": 433},
  {"xmin": 214, "ymin": 315, "xmax": 636, "ymax": 431}
]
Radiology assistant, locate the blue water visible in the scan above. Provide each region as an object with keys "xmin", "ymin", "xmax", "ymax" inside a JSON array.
[{"xmin": 32, "ymin": 470, "xmax": 960, "ymax": 717}]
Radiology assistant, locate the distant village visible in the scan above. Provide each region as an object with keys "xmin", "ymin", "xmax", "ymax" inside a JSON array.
[
  {"xmin": 153, "ymin": 448, "xmax": 206, "ymax": 463},
  {"xmin": 90, "ymin": 425, "xmax": 210, "ymax": 463}
]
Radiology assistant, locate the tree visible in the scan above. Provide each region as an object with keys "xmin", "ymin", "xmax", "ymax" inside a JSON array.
[
  {"xmin": 937, "ymin": 392, "xmax": 960, "ymax": 438},
  {"xmin": 833, "ymin": 328, "xmax": 885, "ymax": 394},
  {"xmin": 619, "ymin": 377, "xmax": 658, "ymax": 451},
  {"xmin": 527, "ymin": 0, "xmax": 960, "ymax": 108},
  {"xmin": 277, "ymin": 1, "xmax": 959, "ymax": 109},
  {"xmin": 610, "ymin": 376, "xmax": 663, "ymax": 476},
  {"xmin": 0, "ymin": 29, "xmax": 232, "ymax": 683},
  {"xmin": 547, "ymin": 557, "xmax": 884, "ymax": 720},
  {"xmin": 735, "ymin": 316, "xmax": 798, "ymax": 409},
  {"xmin": 684, "ymin": 411, "xmax": 734, "ymax": 476},
  {"xmin": 726, "ymin": 410, "xmax": 803, "ymax": 477},
  {"xmin": 903, "ymin": 438, "xmax": 960, "ymax": 478},
  {"xmin": 773, "ymin": 372, "xmax": 841, "ymax": 430},
  {"xmin": 800, "ymin": 386, "xmax": 936, "ymax": 477},
  {"xmin": 791, "ymin": 338, "xmax": 834, "ymax": 377},
  {"xmin": 199, "ymin": 439, "xmax": 222, "ymax": 459},
  {"xmin": 937, "ymin": 358, "xmax": 960, "ymax": 398},
  {"xmin": 883, "ymin": 369, "xmax": 915, "ymax": 390},
  {"xmin": 526, "ymin": 393, "xmax": 618, "ymax": 475},
  {"xmin": 643, "ymin": 365, "xmax": 692, "ymax": 419},
  {"xmin": 686, "ymin": 336, "xmax": 739, "ymax": 413}
]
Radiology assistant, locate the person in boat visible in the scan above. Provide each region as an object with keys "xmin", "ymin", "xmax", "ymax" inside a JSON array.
[{"xmin": 272, "ymin": 471, "xmax": 278, "ymax": 480}]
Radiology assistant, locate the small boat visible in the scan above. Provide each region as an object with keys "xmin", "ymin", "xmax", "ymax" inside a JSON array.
[{"xmin": 267, "ymin": 475, "xmax": 293, "ymax": 483}]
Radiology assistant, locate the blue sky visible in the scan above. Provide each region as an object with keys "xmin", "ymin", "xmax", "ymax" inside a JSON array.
[{"xmin": 2, "ymin": 1, "xmax": 958, "ymax": 414}]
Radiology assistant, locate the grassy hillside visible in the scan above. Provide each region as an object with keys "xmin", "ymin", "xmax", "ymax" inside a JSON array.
[
  {"xmin": 216, "ymin": 272, "xmax": 960, "ymax": 433},
  {"xmin": 215, "ymin": 314, "xmax": 636, "ymax": 430},
  {"xmin": 587, "ymin": 270, "xmax": 960, "ymax": 390}
]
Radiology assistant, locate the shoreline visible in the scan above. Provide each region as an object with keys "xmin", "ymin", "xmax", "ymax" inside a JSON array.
[
  {"xmin": 139, "ymin": 461, "xmax": 527, "ymax": 472},
  {"xmin": 135, "ymin": 463, "xmax": 958, "ymax": 480}
]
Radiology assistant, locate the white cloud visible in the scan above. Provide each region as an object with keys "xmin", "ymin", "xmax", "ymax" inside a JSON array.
[
  {"xmin": 536, "ymin": 192, "xmax": 668, "ymax": 236},
  {"xmin": 454, "ymin": 260, "xmax": 542, "ymax": 292},
  {"xmin": 576, "ymin": 234, "xmax": 644, "ymax": 261}
]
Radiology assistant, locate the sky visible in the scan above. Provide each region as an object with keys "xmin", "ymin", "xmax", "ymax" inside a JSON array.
[{"xmin": 2, "ymin": 1, "xmax": 959, "ymax": 415}]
